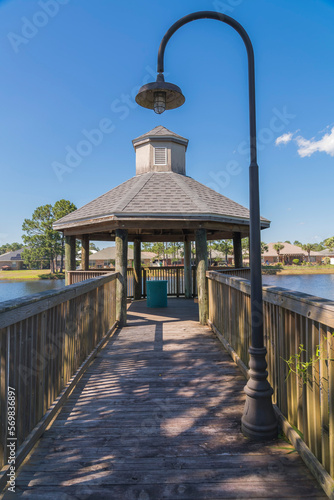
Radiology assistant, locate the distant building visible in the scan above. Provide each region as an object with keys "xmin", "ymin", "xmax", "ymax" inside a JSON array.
[
  {"xmin": 262, "ymin": 242, "xmax": 317, "ymax": 264},
  {"xmin": 313, "ymin": 248, "xmax": 334, "ymax": 264},
  {"xmin": 0, "ymin": 248, "xmax": 25, "ymax": 270},
  {"xmin": 89, "ymin": 247, "xmax": 156, "ymax": 268}
]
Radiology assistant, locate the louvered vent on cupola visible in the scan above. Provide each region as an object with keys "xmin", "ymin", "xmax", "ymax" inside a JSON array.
[
  {"xmin": 132, "ymin": 126, "xmax": 189, "ymax": 176},
  {"xmin": 154, "ymin": 147, "xmax": 167, "ymax": 165}
]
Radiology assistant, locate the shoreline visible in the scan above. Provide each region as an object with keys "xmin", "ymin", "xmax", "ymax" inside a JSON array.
[
  {"xmin": 0, "ymin": 278, "xmax": 65, "ymax": 282},
  {"xmin": 267, "ymin": 269, "xmax": 334, "ymax": 276},
  {"xmin": 0, "ymin": 270, "xmax": 64, "ymax": 282}
]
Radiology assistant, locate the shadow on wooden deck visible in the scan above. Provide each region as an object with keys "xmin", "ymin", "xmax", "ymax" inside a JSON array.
[{"xmin": 4, "ymin": 298, "xmax": 326, "ymax": 499}]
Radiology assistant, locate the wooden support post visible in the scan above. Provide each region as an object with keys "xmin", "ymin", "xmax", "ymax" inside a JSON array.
[
  {"xmin": 233, "ymin": 232, "xmax": 243, "ymax": 268},
  {"xmin": 184, "ymin": 240, "xmax": 192, "ymax": 299},
  {"xmin": 195, "ymin": 229, "xmax": 208, "ymax": 325},
  {"xmin": 65, "ymin": 235, "xmax": 76, "ymax": 286},
  {"xmin": 115, "ymin": 229, "xmax": 128, "ymax": 326},
  {"xmin": 81, "ymin": 235, "xmax": 89, "ymax": 271},
  {"xmin": 143, "ymin": 269, "xmax": 147, "ymax": 298},
  {"xmin": 133, "ymin": 238, "xmax": 142, "ymax": 300}
]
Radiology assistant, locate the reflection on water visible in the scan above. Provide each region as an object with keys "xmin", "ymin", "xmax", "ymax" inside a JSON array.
[
  {"xmin": 262, "ymin": 274, "xmax": 334, "ymax": 301},
  {"xmin": 0, "ymin": 280, "xmax": 65, "ymax": 304}
]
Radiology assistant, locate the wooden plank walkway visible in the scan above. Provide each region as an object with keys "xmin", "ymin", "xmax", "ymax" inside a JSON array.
[{"xmin": 3, "ymin": 299, "xmax": 326, "ymax": 499}]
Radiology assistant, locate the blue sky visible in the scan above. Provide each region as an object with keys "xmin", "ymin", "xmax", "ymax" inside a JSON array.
[{"xmin": 0, "ymin": 0, "xmax": 333, "ymax": 248}]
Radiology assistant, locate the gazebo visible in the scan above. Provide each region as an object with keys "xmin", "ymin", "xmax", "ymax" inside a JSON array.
[{"xmin": 53, "ymin": 126, "xmax": 270, "ymax": 325}]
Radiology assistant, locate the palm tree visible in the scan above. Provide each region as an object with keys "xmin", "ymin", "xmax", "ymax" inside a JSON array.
[
  {"xmin": 324, "ymin": 236, "xmax": 334, "ymax": 251},
  {"xmin": 261, "ymin": 242, "xmax": 269, "ymax": 255},
  {"xmin": 273, "ymin": 243, "xmax": 285, "ymax": 263},
  {"xmin": 301, "ymin": 243, "xmax": 316, "ymax": 263},
  {"xmin": 212, "ymin": 240, "xmax": 233, "ymax": 265}
]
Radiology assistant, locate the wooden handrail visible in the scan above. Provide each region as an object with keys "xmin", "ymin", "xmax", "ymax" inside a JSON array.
[
  {"xmin": 66, "ymin": 267, "xmax": 250, "ymax": 299},
  {"xmin": 0, "ymin": 272, "xmax": 118, "ymax": 471},
  {"xmin": 0, "ymin": 272, "xmax": 118, "ymax": 328},
  {"xmin": 207, "ymin": 271, "xmax": 334, "ymax": 478}
]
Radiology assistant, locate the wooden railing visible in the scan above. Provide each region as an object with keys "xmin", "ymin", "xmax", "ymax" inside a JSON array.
[
  {"xmin": 207, "ymin": 270, "xmax": 334, "ymax": 478},
  {"xmin": 67, "ymin": 269, "xmax": 111, "ymax": 284},
  {"xmin": 214, "ymin": 267, "xmax": 251, "ymax": 280},
  {"xmin": 67, "ymin": 267, "xmax": 193, "ymax": 297},
  {"xmin": 143, "ymin": 267, "xmax": 196, "ymax": 297},
  {"xmin": 66, "ymin": 266, "xmax": 249, "ymax": 298},
  {"xmin": 68, "ymin": 270, "xmax": 135, "ymax": 297},
  {"xmin": 0, "ymin": 272, "xmax": 118, "ymax": 472}
]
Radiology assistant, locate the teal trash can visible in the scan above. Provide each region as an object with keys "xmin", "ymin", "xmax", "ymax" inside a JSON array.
[{"xmin": 146, "ymin": 280, "xmax": 168, "ymax": 308}]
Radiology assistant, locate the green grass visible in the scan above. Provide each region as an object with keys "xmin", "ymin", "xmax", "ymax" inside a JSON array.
[
  {"xmin": 262, "ymin": 264, "xmax": 334, "ymax": 275},
  {"xmin": 0, "ymin": 270, "xmax": 61, "ymax": 281}
]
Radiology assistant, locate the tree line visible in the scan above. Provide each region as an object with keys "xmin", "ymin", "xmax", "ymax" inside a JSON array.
[{"xmin": 0, "ymin": 200, "xmax": 77, "ymax": 272}]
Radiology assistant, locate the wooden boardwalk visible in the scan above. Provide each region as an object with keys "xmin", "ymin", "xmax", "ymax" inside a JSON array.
[{"xmin": 4, "ymin": 299, "xmax": 326, "ymax": 499}]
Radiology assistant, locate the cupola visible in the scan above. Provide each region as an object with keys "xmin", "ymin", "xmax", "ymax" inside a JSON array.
[{"xmin": 132, "ymin": 125, "xmax": 188, "ymax": 175}]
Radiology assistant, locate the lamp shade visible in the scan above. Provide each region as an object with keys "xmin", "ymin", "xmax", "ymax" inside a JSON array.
[{"xmin": 135, "ymin": 76, "xmax": 185, "ymax": 113}]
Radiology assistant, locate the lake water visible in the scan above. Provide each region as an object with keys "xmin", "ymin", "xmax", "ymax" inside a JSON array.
[
  {"xmin": 262, "ymin": 274, "xmax": 334, "ymax": 301},
  {"xmin": 0, "ymin": 274, "xmax": 333, "ymax": 305},
  {"xmin": 0, "ymin": 280, "xmax": 65, "ymax": 304}
]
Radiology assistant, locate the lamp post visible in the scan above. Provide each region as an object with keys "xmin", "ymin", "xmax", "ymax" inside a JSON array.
[{"xmin": 135, "ymin": 11, "xmax": 277, "ymax": 440}]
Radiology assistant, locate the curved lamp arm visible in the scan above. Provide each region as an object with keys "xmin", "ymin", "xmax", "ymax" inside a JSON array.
[{"xmin": 157, "ymin": 11, "xmax": 257, "ymax": 164}]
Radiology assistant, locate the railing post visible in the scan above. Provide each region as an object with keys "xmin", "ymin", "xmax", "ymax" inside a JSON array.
[
  {"xmin": 184, "ymin": 240, "xmax": 192, "ymax": 298},
  {"xmin": 192, "ymin": 266, "xmax": 196, "ymax": 298},
  {"xmin": 133, "ymin": 238, "xmax": 142, "ymax": 300},
  {"xmin": 81, "ymin": 234, "xmax": 89, "ymax": 271},
  {"xmin": 176, "ymin": 267, "xmax": 180, "ymax": 297},
  {"xmin": 65, "ymin": 235, "xmax": 76, "ymax": 285},
  {"xmin": 196, "ymin": 228, "xmax": 208, "ymax": 325},
  {"xmin": 143, "ymin": 268, "xmax": 147, "ymax": 297},
  {"xmin": 115, "ymin": 229, "xmax": 128, "ymax": 326},
  {"xmin": 233, "ymin": 232, "xmax": 243, "ymax": 268}
]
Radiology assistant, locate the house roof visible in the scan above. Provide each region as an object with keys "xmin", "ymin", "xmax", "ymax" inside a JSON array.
[
  {"xmin": 262, "ymin": 242, "xmax": 318, "ymax": 257},
  {"xmin": 0, "ymin": 248, "xmax": 25, "ymax": 261},
  {"xmin": 314, "ymin": 249, "xmax": 334, "ymax": 256},
  {"xmin": 54, "ymin": 171, "xmax": 269, "ymax": 229},
  {"xmin": 88, "ymin": 247, "xmax": 156, "ymax": 261}
]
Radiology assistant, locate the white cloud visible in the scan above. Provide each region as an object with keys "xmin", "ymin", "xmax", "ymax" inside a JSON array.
[
  {"xmin": 275, "ymin": 125, "xmax": 334, "ymax": 158},
  {"xmin": 275, "ymin": 132, "xmax": 294, "ymax": 145},
  {"xmin": 295, "ymin": 126, "xmax": 334, "ymax": 157}
]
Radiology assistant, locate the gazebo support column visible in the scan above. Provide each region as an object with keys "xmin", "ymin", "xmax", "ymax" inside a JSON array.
[
  {"xmin": 65, "ymin": 235, "xmax": 76, "ymax": 285},
  {"xmin": 233, "ymin": 232, "xmax": 243, "ymax": 268},
  {"xmin": 133, "ymin": 238, "xmax": 142, "ymax": 300},
  {"xmin": 195, "ymin": 228, "xmax": 208, "ymax": 325},
  {"xmin": 115, "ymin": 229, "xmax": 128, "ymax": 326},
  {"xmin": 184, "ymin": 240, "xmax": 192, "ymax": 299},
  {"xmin": 81, "ymin": 235, "xmax": 89, "ymax": 271}
]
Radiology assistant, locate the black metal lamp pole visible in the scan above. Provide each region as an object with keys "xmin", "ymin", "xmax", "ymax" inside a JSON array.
[{"xmin": 135, "ymin": 11, "xmax": 277, "ymax": 440}]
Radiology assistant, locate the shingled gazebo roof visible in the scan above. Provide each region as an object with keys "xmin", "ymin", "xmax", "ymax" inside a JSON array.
[{"xmin": 54, "ymin": 127, "xmax": 270, "ymax": 242}]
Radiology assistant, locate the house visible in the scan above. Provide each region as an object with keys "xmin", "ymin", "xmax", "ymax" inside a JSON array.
[
  {"xmin": 88, "ymin": 247, "xmax": 156, "ymax": 268},
  {"xmin": 155, "ymin": 248, "xmax": 235, "ymax": 267},
  {"xmin": 262, "ymin": 242, "xmax": 315, "ymax": 264},
  {"xmin": 312, "ymin": 248, "xmax": 334, "ymax": 264},
  {"xmin": 0, "ymin": 248, "xmax": 25, "ymax": 270}
]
